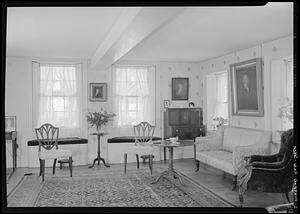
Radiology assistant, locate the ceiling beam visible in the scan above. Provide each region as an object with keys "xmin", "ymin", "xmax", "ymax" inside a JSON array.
[{"xmin": 90, "ymin": 7, "xmax": 184, "ymax": 70}]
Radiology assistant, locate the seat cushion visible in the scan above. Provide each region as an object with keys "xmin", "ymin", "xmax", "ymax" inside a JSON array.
[
  {"xmin": 125, "ymin": 145, "xmax": 154, "ymax": 155},
  {"xmin": 38, "ymin": 149, "xmax": 72, "ymax": 160},
  {"xmin": 196, "ymin": 150, "xmax": 234, "ymax": 175}
]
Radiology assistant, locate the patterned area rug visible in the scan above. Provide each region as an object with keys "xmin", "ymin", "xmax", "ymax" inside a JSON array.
[{"xmin": 7, "ymin": 168, "xmax": 233, "ymax": 207}]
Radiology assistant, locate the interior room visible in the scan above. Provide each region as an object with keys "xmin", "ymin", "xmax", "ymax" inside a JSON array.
[{"xmin": 4, "ymin": 3, "xmax": 295, "ymax": 211}]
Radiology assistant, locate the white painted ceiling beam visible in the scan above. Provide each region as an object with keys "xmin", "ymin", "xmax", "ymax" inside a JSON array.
[{"xmin": 90, "ymin": 7, "xmax": 184, "ymax": 70}]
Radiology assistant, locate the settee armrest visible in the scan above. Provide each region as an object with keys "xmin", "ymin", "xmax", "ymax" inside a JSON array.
[{"xmin": 233, "ymin": 143, "xmax": 269, "ymax": 175}]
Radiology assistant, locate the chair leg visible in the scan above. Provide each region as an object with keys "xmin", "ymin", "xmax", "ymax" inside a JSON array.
[
  {"xmin": 149, "ymin": 154, "xmax": 153, "ymax": 175},
  {"xmin": 69, "ymin": 157, "xmax": 72, "ymax": 177},
  {"xmin": 195, "ymin": 160, "xmax": 200, "ymax": 172},
  {"xmin": 53, "ymin": 159, "xmax": 57, "ymax": 174},
  {"xmin": 39, "ymin": 158, "xmax": 42, "ymax": 176},
  {"xmin": 286, "ymin": 192, "xmax": 291, "ymax": 203},
  {"xmin": 124, "ymin": 153, "xmax": 127, "ymax": 174},
  {"xmin": 232, "ymin": 175, "xmax": 237, "ymax": 191},
  {"xmin": 136, "ymin": 154, "xmax": 139, "ymax": 169},
  {"xmin": 41, "ymin": 159, "xmax": 45, "ymax": 182}
]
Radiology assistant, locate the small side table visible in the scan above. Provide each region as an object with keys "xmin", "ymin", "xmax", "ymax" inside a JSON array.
[
  {"xmin": 151, "ymin": 141, "xmax": 186, "ymax": 186},
  {"xmin": 89, "ymin": 133, "xmax": 110, "ymax": 168}
]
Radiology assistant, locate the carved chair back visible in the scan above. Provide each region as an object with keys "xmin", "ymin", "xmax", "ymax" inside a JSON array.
[
  {"xmin": 133, "ymin": 121, "xmax": 155, "ymax": 146},
  {"xmin": 35, "ymin": 123, "xmax": 59, "ymax": 152}
]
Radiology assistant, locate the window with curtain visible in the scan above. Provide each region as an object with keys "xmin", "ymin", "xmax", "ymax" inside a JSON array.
[
  {"xmin": 33, "ymin": 63, "xmax": 82, "ymax": 137},
  {"xmin": 282, "ymin": 58, "xmax": 293, "ymax": 130},
  {"xmin": 215, "ymin": 71, "xmax": 228, "ymax": 121},
  {"xmin": 113, "ymin": 66, "xmax": 156, "ymax": 126},
  {"xmin": 271, "ymin": 57, "xmax": 293, "ymax": 143},
  {"xmin": 206, "ymin": 70, "xmax": 228, "ymax": 130}
]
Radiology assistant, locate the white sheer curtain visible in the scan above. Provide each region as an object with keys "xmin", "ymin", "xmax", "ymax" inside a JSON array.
[
  {"xmin": 34, "ymin": 63, "xmax": 82, "ymax": 137},
  {"xmin": 214, "ymin": 72, "xmax": 228, "ymax": 120},
  {"xmin": 114, "ymin": 66, "xmax": 155, "ymax": 127}
]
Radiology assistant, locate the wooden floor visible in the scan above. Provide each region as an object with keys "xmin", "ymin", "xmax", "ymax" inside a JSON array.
[{"xmin": 6, "ymin": 158, "xmax": 288, "ymax": 208}]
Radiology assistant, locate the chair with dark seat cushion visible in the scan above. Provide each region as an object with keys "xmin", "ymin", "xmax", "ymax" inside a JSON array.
[{"xmin": 238, "ymin": 129, "xmax": 294, "ymax": 207}]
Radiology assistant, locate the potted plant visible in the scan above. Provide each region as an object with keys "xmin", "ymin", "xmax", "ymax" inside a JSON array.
[
  {"xmin": 212, "ymin": 116, "xmax": 227, "ymax": 130},
  {"xmin": 278, "ymin": 97, "xmax": 293, "ymax": 125},
  {"xmin": 86, "ymin": 108, "xmax": 116, "ymax": 133}
]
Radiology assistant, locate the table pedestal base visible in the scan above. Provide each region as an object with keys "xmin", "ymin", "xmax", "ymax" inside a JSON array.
[
  {"xmin": 151, "ymin": 169, "xmax": 185, "ymax": 186},
  {"xmin": 89, "ymin": 133, "xmax": 110, "ymax": 168},
  {"xmin": 89, "ymin": 155, "xmax": 110, "ymax": 168},
  {"xmin": 151, "ymin": 145, "xmax": 185, "ymax": 186}
]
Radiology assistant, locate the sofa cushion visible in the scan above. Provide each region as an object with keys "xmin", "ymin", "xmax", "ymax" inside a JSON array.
[
  {"xmin": 196, "ymin": 150, "xmax": 234, "ymax": 175},
  {"xmin": 222, "ymin": 126, "xmax": 271, "ymax": 152}
]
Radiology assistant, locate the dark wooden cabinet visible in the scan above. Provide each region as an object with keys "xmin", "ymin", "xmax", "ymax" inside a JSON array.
[{"xmin": 164, "ymin": 108, "xmax": 205, "ymax": 140}]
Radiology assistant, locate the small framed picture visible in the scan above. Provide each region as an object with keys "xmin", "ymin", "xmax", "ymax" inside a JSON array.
[
  {"xmin": 90, "ymin": 83, "xmax": 107, "ymax": 102},
  {"xmin": 164, "ymin": 100, "xmax": 170, "ymax": 108},
  {"xmin": 5, "ymin": 116, "xmax": 16, "ymax": 132},
  {"xmin": 172, "ymin": 78, "xmax": 189, "ymax": 100}
]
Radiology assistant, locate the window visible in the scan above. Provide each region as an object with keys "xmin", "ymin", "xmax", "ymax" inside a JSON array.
[
  {"xmin": 215, "ymin": 72, "xmax": 228, "ymax": 121},
  {"xmin": 206, "ymin": 70, "xmax": 228, "ymax": 130},
  {"xmin": 34, "ymin": 63, "xmax": 82, "ymax": 137},
  {"xmin": 113, "ymin": 66, "xmax": 155, "ymax": 126},
  {"xmin": 271, "ymin": 57, "xmax": 293, "ymax": 138}
]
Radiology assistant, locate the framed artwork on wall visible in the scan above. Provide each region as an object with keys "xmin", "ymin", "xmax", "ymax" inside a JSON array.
[
  {"xmin": 172, "ymin": 78, "xmax": 189, "ymax": 100},
  {"xmin": 164, "ymin": 100, "xmax": 170, "ymax": 108},
  {"xmin": 90, "ymin": 83, "xmax": 107, "ymax": 102},
  {"xmin": 5, "ymin": 116, "xmax": 16, "ymax": 132},
  {"xmin": 229, "ymin": 58, "xmax": 264, "ymax": 116}
]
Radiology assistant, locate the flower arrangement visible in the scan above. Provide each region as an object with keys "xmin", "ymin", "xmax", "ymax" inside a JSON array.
[
  {"xmin": 86, "ymin": 108, "xmax": 116, "ymax": 132},
  {"xmin": 278, "ymin": 97, "xmax": 293, "ymax": 124},
  {"xmin": 212, "ymin": 116, "xmax": 227, "ymax": 129}
]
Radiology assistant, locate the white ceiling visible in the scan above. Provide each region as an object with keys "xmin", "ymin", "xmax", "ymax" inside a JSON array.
[
  {"xmin": 122, "ymin": 3, "xmax": 293, "ymax": 62},
  {"xmin": 6, "ymin": 3, "xmax": 293, "ymax": 63},
  {"xmin": 6, "ymin": 7, "xmax": 124, "ymax": 58}
]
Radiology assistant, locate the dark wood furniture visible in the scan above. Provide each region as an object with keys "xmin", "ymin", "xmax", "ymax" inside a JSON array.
[
  {"xmin": 164, "ymin": 108, "xmax": 205, "ymax": 140},
  {"xmin": 238, "ymin": 129, "xmax": 294, "ymax": 207},
  {"xmin": 89, "ymin": 133, "xmax": 110, "ymax": 168},
  {"xmin": 5, "ymin": 131, "xmax": 18, "ymax": 173},
  {"xmin": 58, "ymin": 159, "xmax": 73, "ymax": 169},
  {"xmin": 151, "ymin": 140, "xmax": 194, "ymax": 186}
]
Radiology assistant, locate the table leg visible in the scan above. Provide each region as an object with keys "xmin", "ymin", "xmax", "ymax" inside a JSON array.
[
  {"xmin": 152, "ymin": 146, "xmax": 186, "ymax": 186},
  {"xmin": 89, "ymin": 134, "xmax": 110, "ymax": 168},
  {"xmin": 100, "ymin": 157, "xmax": 110, "ymax": 167},
  {"xmin": 151, "ymin": 170, "xmax": 168, "ymax": 184}
]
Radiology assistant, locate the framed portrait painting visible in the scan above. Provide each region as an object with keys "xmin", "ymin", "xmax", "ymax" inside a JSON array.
[
  {"xmin": 90, "ymin": 83, "xmax": 107, "ymax": 102},
  {"xmin": 5, "ymin": 116, "xmax": 16, "ymax": 132},
  {"xmin": 172, "ymin": 78, "xmax": 189, "ymax": 100},
  {"xmin": 229, "ymin": 58, "xmax": 264, "ymax": 116}
]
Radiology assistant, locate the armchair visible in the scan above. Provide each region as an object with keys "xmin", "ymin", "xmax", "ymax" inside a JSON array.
[{"xmin": 238, "ymin": 129, "xmax": 294, "ymax": 207}]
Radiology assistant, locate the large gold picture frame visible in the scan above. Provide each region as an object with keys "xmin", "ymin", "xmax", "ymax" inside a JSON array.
[{"xmin": 229, "ymin": 58, "xmax": 264, "ymax": 117}]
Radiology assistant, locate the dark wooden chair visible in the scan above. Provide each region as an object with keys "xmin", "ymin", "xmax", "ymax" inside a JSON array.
[
  {"xmin": 238, "ymin": 129, "xmax": 294, "ymax": 207},
  {"xmin": 35, "ymin": 123, "xmax": 73, "ymax": 181}
]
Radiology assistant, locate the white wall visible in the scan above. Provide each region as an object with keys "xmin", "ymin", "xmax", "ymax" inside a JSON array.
[{"xmin": 199, "ymin": 35, "xmax": 293, "ymax": 153}]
